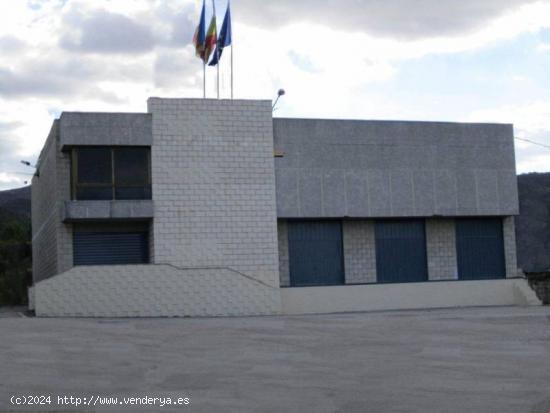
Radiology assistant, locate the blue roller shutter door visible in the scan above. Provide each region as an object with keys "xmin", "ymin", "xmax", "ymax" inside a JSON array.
[
  {"xmin": 288, "ymin": 221, "xmax": 344, "ymax": 286},
  {"xmin": 375, "ymin": 220, "xmax": 428, "ymax": 283},
  {"xmin": 73, "ymin": 231, "xmax": 149, "ymax": 266},
  {"xmin": 456, "ymin": 218, "xmax": 505, "ymax": 280}
]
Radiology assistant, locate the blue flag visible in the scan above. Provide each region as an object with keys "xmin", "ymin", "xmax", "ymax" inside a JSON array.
[{"xmin": 208, "ymin": 3, "xmax": 232, "ymax": 66}]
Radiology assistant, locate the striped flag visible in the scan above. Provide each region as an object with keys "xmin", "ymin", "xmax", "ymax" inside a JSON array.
[
  {"xmin": 204, "ymin": 14, "xmax": 217, "ymax": 63},
  {"xmin": 192, "ymin": 0, "xmax": 207, "ymax": 62}
]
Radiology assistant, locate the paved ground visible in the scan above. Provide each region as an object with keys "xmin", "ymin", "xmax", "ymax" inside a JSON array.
[{"xmin": 0, "ymin": 306, "xmax": 550, "ymax": 413}]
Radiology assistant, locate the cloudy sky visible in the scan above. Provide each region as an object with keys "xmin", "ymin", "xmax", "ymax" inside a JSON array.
[{"xmin": 1, "ymin": 0, "xmax": 550, "ymax": 190}]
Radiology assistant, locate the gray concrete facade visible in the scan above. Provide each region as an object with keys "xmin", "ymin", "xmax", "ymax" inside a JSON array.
[
  {"xmin": 277, "ymin": 221, "xmax": 290, "ymax": 287},
  {"xmin": 273, "ymin": 118, "xmax": 519, "ymax": 218},
  {"xmin": 33, "ymin": 98, "xmax": 283, "ymax": 317},
  {"xmin": 343, "ymin": 221, "xmax": 377, "ymax": 284},
  {"xmin": 63, "ymin": 200, "xmax": 154, "ymax": 222},
  {"xmin": 31, "ymin": 121, "xmax": 73, "ymax": 283},
  {"xmin": 426, "ymin": 219, "xmax": 458, "ymax": 281},
  {"xmin": 31, "ymin": 122, "xmax": 60, "ymax": 282},
  {"xmin": 147, "ymin": 98, "xmax": 280, "ymax": 287},
  {"xmin": 59, "ymin": 112, "xmax": 152, "ymax": 149},
  {"xmin": 31, "ymin": 97, "xmax": 523, "ymax": 316}
]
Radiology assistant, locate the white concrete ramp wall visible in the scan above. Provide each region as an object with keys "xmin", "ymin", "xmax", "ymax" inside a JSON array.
[
  {"xmin": 281, "ymin": 279, "xmax": 541, "ymax": 315},
  {"xmin": 34, "ymin": 265, "xmax": 281, "ymax": 317}
]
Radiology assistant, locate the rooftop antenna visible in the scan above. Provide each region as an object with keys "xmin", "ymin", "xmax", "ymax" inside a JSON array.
[{"xmin": 272, "ymin": 88, "xmax": 285, "ymax": 112}]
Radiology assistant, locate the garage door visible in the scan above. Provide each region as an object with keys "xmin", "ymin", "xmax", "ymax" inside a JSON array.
[
  {"xmin": 456, "ymin": 218, "xmax": 505, "ymax": 280},
  {"xmin": 73, "ymin": 231, "xmax": 149, "ymax": 266},
  {"xmin": 375, "ymin": 220, "xmax": 428, "ymax": 283},
  {"xmin": 288, "ymin": 221, "xmax": 344, "ymax": 286}
]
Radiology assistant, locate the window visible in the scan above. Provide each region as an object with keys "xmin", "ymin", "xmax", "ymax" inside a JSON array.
[
  {"xmin": 456, "ymin": 218, "xmax": 505, "ymax": 280},
  {"xmin": 375, "ymin": 220, "xmax": 428, "ymax": 283},
  {"xmin": 288, "ymin": 221, "xmax": 344, "ymax": 286},
  {"xmin": 71, "ymin": 147, "xmax": 151, "ymax": 201}
]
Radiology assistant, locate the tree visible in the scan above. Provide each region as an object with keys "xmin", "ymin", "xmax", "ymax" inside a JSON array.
[{"xmin": 0, "ymin": 217, "xmax": 31, "ymax": 306}]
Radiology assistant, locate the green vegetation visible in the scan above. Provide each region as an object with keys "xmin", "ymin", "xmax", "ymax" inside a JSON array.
[{"xmin": 0, "ymin": 213, "xmax": 31, "ymax": 305}]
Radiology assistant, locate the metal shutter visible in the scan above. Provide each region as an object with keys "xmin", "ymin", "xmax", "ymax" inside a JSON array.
[
  {"xmin": 73, "ymin": 231, "xmax": 149, "ymax": 266},
  {"xmin": 456, "ymin": 218, "xmax": 505, "ymax": 280},
  {"xmin": 375, "ymin": 220, "xmax": 428, "ymax": 283},
  {"xmin": 288, "ymin": 221, "xmax": 344, "ymax": 286}
]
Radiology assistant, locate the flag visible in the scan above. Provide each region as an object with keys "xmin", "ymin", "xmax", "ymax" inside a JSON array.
[
  {"xmin": 192, "ymin": 0, "xmax": 207, "ymax": 62},
  {"xmin": 204, "ymin": 15, "xmax": 217, "ymax": 63},
  {"xmin": 208, "ymin": 3, "xmax": 232, "ymax": 66}
]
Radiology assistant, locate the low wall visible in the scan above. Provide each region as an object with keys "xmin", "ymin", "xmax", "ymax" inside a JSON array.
[
  {"xmin": 34, "ymin": 268, "xmax": 541, "ymax": 317},
  {"xmin": 34, "ymin": 264, "xmax": 281, "ymax": 317},
  {"xmin": 280, "ymin": 279, "xmax": 541, "ymax": 315}
]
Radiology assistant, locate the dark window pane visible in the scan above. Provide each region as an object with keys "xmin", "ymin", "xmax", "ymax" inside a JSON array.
[
  {"xmin": 115, "ymin": 186, "xmax": 152, "ymax": 200},
  {"xmin": 76, "ymin": 186, "xmax": 113, "ymax": 200},
  {"xmin": 77, "ymin": 148, "xmax": 112, "ymax": 184},
  {"xmin": 114, "ymin": 148, "xmax": 149, "ymax": 186}
]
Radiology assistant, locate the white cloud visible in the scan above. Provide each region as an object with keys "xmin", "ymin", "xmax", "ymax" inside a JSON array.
[
  {"xmin": 0, "ymin": 172, "xmax": 25, "ymax": 186},
  {"xmin": 1, "ymin": 0, "xmax": 550, "ymax": 189},
  {"xmin": 234, "ymin": 0, "xmax": 543, "ymax": 39}
]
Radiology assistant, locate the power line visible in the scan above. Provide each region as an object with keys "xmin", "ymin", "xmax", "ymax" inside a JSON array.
[{"xmin": 515, "ymin": 136, "xmax": 550, "ymax": 149}]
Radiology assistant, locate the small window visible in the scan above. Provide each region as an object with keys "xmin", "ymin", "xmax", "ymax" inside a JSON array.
[{"xmin": 72, "ymin": 147, "xmax": 151, "ymax": 201}]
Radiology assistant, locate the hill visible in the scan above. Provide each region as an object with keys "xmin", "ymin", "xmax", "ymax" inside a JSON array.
[
  {"xmin": 516, "ymin": 173, "xmax": 550, "ymax": 273},
  {"xmin": 0, "ymin": 186, "xmax": 31, "ymax": 222}
]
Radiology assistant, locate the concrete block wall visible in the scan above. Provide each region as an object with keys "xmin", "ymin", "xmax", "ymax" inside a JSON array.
[
  {"xmin": 503, "ymin": 216, "xmax": 518, "ymax": 278},
  {"xmin": 343, "ymin": 221, "xmax": 377, "ymax": 284},
  {"xmin": 147, "ymin": 98, "xmax": 281, "ymax": 314},
  {"xmin": 32, "ymin": 120, "xmax": 74, "ymax": 283},
  {"xmin": 34, "ymin": 265, "xmax": 281, "ymax": 317},
  {"xmin": 426, "ymin": 219, "xmax": 458, "ymax": 281},
  {"xmin": 55, "ymin": 147, "xmax": 73, "ymax": 274},
  {"xmin": 31, "ymin": 123, "xmax": 59, "ymax": 283},
  {"xmin": 278, "ymin": 221, "xmax": 290, "ymax": 287}
]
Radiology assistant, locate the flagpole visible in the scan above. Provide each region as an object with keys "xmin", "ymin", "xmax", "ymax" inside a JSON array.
[
  {"xmin": 203, "ymin": 62, "xmax": 206, "ymax": 98},
  {"xmin": 211, "ymin": 0, "xmax": 219, "ymax": 99},
  {"xmin": 230, "ymin": 0, "xmax": 233, "ymax": 99},
  {"xmin": 231, "ymin": 34, "xmax": 233, "ymax": 99},
  {"xmin": 216, "ymin": 53, "xmax": 220, "ymax": 100},
  {"xmin": 216, "ymin": 43, "xmax": 221, "ymax": 100}
]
